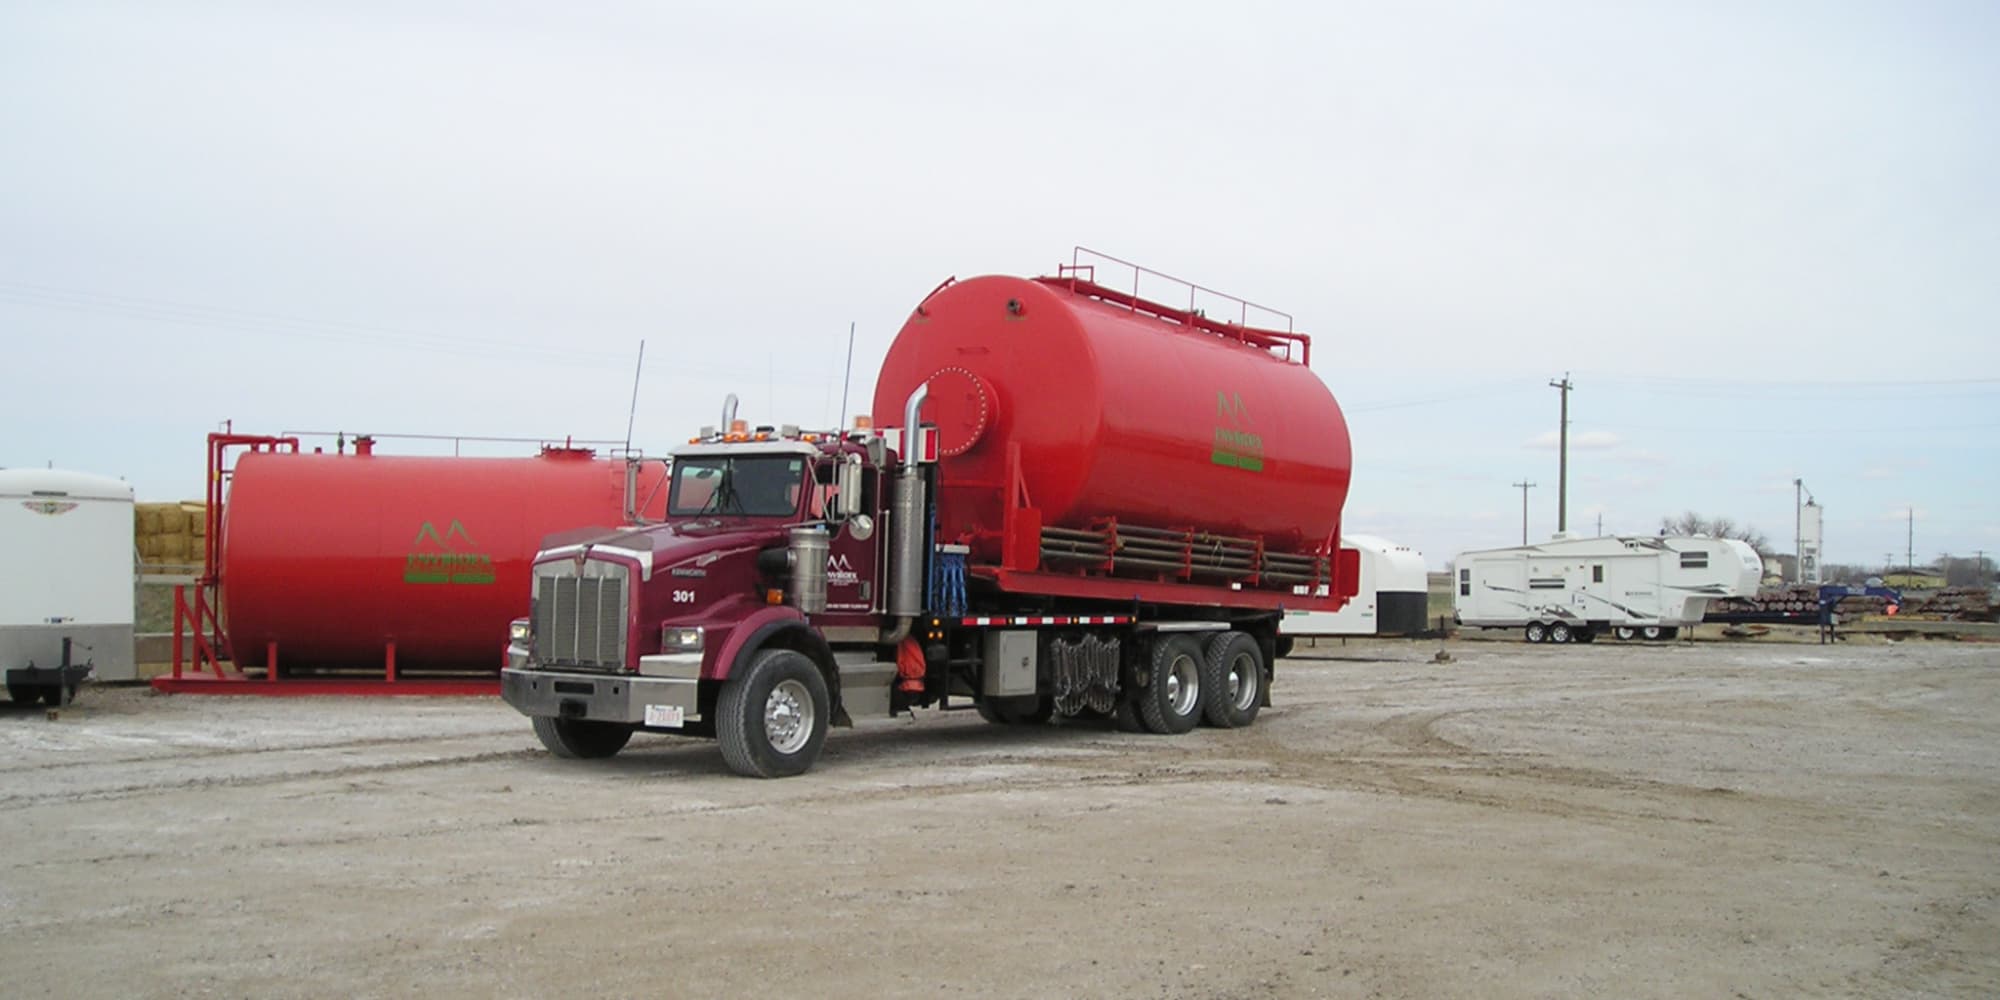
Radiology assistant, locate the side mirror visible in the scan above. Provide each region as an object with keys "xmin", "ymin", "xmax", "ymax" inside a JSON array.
[{"xmin": 830, "ymin": 454, "xmax": 863, "ymax": 521}]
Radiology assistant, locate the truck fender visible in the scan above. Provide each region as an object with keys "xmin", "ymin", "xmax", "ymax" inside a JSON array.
[{"xmin": 711, "ymin": 607, "xmax": 847, "ymax": 727}]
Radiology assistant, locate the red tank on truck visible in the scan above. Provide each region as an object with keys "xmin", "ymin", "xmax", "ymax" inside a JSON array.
[{"xmin": 501, "ymin": 251, "xmax": 1360, "ymax": 777}]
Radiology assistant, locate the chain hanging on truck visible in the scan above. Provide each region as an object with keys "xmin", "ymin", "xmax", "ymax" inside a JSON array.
[{"xmin": 1049, "ymin": 633, "xmax": 1120, "ymax": 717}]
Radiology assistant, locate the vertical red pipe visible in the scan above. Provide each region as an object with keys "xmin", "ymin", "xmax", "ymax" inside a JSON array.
[{"xmin": 385, "ymin": 641, "xmax": 397, "ymax": 684}]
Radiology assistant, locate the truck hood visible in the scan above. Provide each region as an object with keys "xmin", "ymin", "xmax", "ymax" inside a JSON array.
[{"xmin": 536, "ymin": 520, "xmax": 790, "ymax": 581}]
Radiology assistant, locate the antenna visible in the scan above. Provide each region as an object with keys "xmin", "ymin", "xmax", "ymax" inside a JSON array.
[
  {"xmin": 838, "ymin": 321, "xmax": 856, "ymax": 430},
  {"xmin": 623, "ymin": 339, "xmax": 646, "ymax": 455}
]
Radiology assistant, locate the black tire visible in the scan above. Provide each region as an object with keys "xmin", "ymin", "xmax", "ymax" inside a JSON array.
[
  {"xmin": 1613, "ymin": 626, "xmax": 1637, "ymax": 641},
  {"xmin": 1549, "ymin": 623, "xmax": 1573, "ymax": 644},
  {"xmin": 1575, "ymin": 628, "xmax": 1597, "ymax": 644},
  {"xmin": 8, "ymin": 682, "xmax": 35, "ymax": 706},
  {"xmin": 532, "ymin": 716, "xmax": 635, "ymax": 759},
  {"xmin": 717, "ymin": 648, "xmax": 829, "ymax": 778},
  {"xmin": 1641, "ymin": 626, "xmax": 1664, "ymax": 641},
  {"xmin": 43, "ymin": 684, "xmax": 67, "ymax": 707},
  {"xmin": 1201, "ymin": 631, "xmax": 1263, "ymax": 728},
  {"xmin": 1660, "ymin": 627, "xmax": 1680, "ymax": 640},
  {"xmin": 1524, "ymin": 622, "xmax": 1548, "ymax": 643},
  {"xmin": 1137, "ymin": 634, "xmax": 1205, "ymax": 735},
  {"xmin": 975, "ymin": 695, "xmax": 1053, "ymax": 725},
  {"xmin": 1112, "ymin": 698, "xmax": 1146, "ymax": 733},
  {"xmin": 1273, "ymin": 635, "xmax": 1296, "ymax": 660}
]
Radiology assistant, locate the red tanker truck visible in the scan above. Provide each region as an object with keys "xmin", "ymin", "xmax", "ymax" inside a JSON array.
[{"xmin": 501, "ymin": 253, "xmax": 1358, "ymax": 776}]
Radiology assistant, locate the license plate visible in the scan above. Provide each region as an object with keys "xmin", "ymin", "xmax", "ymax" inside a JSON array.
[{"xmin": 644, "ymin": 704, "xmax": 685, "ymax": 728}]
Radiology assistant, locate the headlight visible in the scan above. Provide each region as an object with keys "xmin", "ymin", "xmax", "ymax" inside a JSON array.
[
  {"xmin": 509, "ymin": 618, "xmax": 533, "ymax": 645},
  {"xmin": 661, "ymin": 625, "xmax": 704, "ymax": 653}
]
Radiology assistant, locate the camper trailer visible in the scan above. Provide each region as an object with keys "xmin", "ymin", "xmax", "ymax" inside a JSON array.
[
  {"xmin": 1282, "ymin": 535, "xmax": 1430, "ymax": 642},
  {"xmin": 1453, "ymin": 535, "xmax": 1761, "ymax": 643},
  {"xmin": 1, "ymin": 468, "xmax": 136, "ymax": 703}
]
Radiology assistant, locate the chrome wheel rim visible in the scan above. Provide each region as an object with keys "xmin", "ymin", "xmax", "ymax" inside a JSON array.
[
  {"xmin": 764, "ymin": 678, "xmax": 814, "ymax": 754},
  {"xmin": 1226, "ymin": 650, "xmax": 1259, "ymax": 711},
  {"xmin": 1166, "ymin": 652, "xmax": 1201, "ymax": 717}
]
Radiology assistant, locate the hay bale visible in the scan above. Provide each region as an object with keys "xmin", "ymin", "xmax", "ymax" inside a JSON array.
[
  {"xmin": 136, "ymin": 505, "xmax": 164, "ymax": 536},
  {"xmin": 159, "ymin": 506, "xmax": 189, "ymax": 533},
  {"xmin": 159, "ymin": 535, "xmax": 190, "ymax": 562},
  {"xmin": 182, "ymin": 503, "xmax": 208, "ymax": 536}
]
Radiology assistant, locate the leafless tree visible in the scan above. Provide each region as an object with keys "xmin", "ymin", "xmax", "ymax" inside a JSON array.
[{"xmin": 1658, "ymin": 511, "xmax": 1773, "ymax": 555}]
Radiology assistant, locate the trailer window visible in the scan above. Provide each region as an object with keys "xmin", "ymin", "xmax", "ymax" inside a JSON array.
[
  {"xmin": 1680, "ymin": 552, "xmax": 1709, "ymax": 569},
  {"xmin": 1458, "ymin": 568, "xmax": 1470, "ymax": 597},
  {"xmin": 1592, "ymin": 565, "xmax": 1604, "ymax": 583}
]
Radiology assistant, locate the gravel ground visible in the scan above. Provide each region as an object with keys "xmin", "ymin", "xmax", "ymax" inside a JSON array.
[{"xmin": 1, "ymin": 635, "xmax": 1995, "ymax": 999}]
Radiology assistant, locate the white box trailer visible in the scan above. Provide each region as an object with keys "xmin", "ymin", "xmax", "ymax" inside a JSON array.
[
  {"xmin": 1452, "ymin": 534, "xmax": 1761, "ymax": 643},
  {"xmin": 1282, "ymin": 535, "xmax": 1430, "ymax": 640},
  {"xmin": 1, "ymin": 468, "xmax": 136, "ymax": 702}
]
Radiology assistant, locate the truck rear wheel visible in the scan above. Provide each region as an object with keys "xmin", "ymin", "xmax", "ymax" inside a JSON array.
[
  {"xmin": 1201, "ymin": 631, "xmax": 1263, "ymax": 728},
  {"xmin": 1138, "ymin": 634, "xmax": 1204, "ymax": 735},
  {"xmin": 718, "ymin": 648, "xmax": 829, "ymax": 778},
  {"xmin": 532, "ymin": 717, "xmax": 636, "ymax": 759}
]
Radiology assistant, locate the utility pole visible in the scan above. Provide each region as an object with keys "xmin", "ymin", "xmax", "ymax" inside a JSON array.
[
  {"xmin": 1595, "ymin": 512, "xmax": 1602, "ymax": 536},
  {"xmin": 1549, "ymin": 373, "xmax": 1572, "ymax": 533},
  {"xmin": 1907, "ymin": 507, "xmax": 1915, "ymax": 576},
  {"xmin": 1512, "ymin": 480, "xmax": 1536, "ymax": 544}
]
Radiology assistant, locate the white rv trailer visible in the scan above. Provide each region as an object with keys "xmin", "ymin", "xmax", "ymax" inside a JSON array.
[
  {"xmin": 1, "ymin": 468, "xmax": 136, "ymax": 703},
  {"xmin": 1282, "ymin": 535, "xmax": 1430, "ymax": 639},
  {"xmin": 1452, "ymin": 534, "xmax": 1761, "ymax": 643}
]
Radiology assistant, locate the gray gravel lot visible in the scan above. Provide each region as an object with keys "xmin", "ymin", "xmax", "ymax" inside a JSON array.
[{"xmin": 1, "ymin": 636, "xmax": 1994, "ymax": 999}]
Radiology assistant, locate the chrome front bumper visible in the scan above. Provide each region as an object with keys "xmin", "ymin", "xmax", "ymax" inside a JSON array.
[{"xmin": 501, "ymin": 654, "xmax": 702, "ymax": 727}]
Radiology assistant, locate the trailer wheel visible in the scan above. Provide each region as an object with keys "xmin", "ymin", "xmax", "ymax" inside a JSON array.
[
  {"xmin": 1524, "ymin": 622, "xmax": 1548, "ymax": 643},
  {"xmin": 1641, "ymin": 626, "xmax": 1664, "ymax": 641},
  {"xmin": 717, "ymin": 648, "xmax": 829, "ymax": 778},
  {"xmin": 532, "ymin": 717, "xmax": 636, "ymax": 759},
  {"xmin": 1138, "ymin": 634, "xmax": 1204, "ymax": 735},
  {"xmin": 1659, "ymin": 627, "xmax": 1680, "ymax": 640},
  {"xmin": 1613, "ymin": 626, "xmax": 1637, "ymax": 641},
  {"xmin": 976, "ymin": 695, "xmax": 1053, "ymax": 725},
  {"xmin": 1549, "ymin": 623, "xmax": 1573, "ymax": 644},
  {"xmin": 1112, "ymin": 699, "xmax": 1146, "ymax": 733},
  {"xmin": 1575, "ymin": 628, "xmax": 1597, "ymax": 643},
  {"xmin": 1201, "ymin": 631, "xmax": 1263, "ymax": 728},
  {"xmin": 6, "ymin": 682, "xmax": 33, "ymax": 706}
]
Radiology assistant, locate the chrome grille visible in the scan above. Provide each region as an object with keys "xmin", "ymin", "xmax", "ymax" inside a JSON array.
[{"xmin": 533, "ymin": 569, "xmax": 628, "ymax": 669}]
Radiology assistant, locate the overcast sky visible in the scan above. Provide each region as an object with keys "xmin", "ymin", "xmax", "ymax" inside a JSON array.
[{"xmin": 3, "ymin": 1, "xmax": 1994, "ymax": 571}]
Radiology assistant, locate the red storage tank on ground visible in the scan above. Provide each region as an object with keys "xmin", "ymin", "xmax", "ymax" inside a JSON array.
[
  {"xmin": 871, "ymin": 272, "xmax": 1351, "ymax": 564},
  {"xmin": 221, "ymin": 447, "xmax": 666, "ymax": 672}
]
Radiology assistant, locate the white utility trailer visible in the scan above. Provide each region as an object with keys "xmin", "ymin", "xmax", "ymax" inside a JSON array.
[
  {"xmin": 1, "ymin": 468, "xmax": 136, "ymax": 703},
  {"xmin": 1281, "ymin": 535, "xmax": 1430, "ymax": 642},
  {"xmin": 1452, "ymin": 534, "xmax": 1761, "ymax": 643}
]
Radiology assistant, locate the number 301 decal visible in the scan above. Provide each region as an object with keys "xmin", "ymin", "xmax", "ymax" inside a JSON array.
[{"xmin": 672, "ymin": 590, "xmax": 697, "ymax": 603}]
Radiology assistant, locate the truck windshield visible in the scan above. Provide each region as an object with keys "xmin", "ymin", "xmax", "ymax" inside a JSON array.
[{"xmin": 669, "ymin": 455, "xmax": 806, "ymax": 517}]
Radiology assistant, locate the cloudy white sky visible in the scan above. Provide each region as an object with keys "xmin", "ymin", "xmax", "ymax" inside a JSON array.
[{"xmin": 4, "ymin": 1, "xmax": 1994, "ymax": 570}]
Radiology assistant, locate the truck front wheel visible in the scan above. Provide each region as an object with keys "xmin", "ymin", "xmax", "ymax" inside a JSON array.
[
  {"xmin": 717, "ymin": 648, "xmax": 830, "ymax": 778},
  {"xmin": 1138, "ymin": 634, "xmax": 1205, "ymax": 735},
  {"xmin": 532, "ymin": 717, "xmax": 636, "ymax": 759}
]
